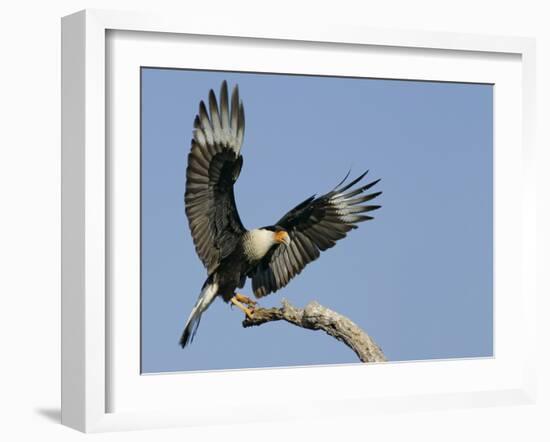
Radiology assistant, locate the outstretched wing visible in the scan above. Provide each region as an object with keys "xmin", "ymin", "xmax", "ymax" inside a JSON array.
[
  {"xmin": 250, "ymin": 171, "xmax": 381, "ymax": 297},
  {"xmin": 185, "ymin": 81, "xmax": 246, "ymax": 275}
]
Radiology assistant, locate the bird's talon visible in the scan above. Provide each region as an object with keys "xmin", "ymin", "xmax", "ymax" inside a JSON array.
[
  {"xmin": 235, "ymin": 293, "xmax": 257, "ymax": 307},
  {"xmin": 231, "ymin": 296, "xmax": 255, "ymax": 319}
]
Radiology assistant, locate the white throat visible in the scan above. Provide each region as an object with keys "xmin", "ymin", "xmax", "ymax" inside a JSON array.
[{"xmin": 243, "ymin": 229, "xmax": 276, "ymax": 261}]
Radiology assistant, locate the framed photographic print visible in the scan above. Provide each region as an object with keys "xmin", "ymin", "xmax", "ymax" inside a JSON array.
[{"xmin": 61, "ymin": 9, "xmax": 537, "ymax": 432}]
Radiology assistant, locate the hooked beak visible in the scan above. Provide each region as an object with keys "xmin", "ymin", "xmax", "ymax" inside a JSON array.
[{"xmin": 275, "ymin": 230, "xmax": 291, "ymax": 247}]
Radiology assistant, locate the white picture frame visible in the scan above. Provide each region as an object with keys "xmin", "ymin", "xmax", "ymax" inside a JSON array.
[{"xmin": 61, "ymin": 9, "xmax": 537, "ymax": 433}]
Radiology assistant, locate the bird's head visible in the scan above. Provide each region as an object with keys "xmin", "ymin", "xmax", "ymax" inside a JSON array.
[
  {"xmin": 246, "ymin": 227, "xmax": 291, "ymax": 261},
  {"xmin": 260, "ymin": 226, "xmax": 291, "ymax": 247}
]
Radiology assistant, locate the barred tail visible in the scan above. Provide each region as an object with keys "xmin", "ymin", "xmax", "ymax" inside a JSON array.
[{"xmin": 179, "ymin": 281, "xmax": 218, "ymax": 348}]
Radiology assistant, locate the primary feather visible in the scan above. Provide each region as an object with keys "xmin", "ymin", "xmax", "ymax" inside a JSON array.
[
  {"xmin": 250, "ymin": 171, "xmax": 381, "ymax": 297},
  {"xmin": 185, "ymin": 81, "xmax": 246, "ymax": 275}
]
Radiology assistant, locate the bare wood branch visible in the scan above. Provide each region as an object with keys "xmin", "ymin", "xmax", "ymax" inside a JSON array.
[{"xmin": 242, "ymin": 299, "xmax": 386, "ymax": 363}]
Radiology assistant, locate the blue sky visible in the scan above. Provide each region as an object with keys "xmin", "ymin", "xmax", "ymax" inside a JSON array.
[{"xmin": 140, "ymin": 68, "xmax": 493, "ymax": 373}]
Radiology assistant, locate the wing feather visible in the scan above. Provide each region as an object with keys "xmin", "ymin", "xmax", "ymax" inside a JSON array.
[
  {"xmin": 230, "ymin": 86, "xmax": 240, "ymax": 142},
  {"xmin": 185, "ymin": 81, "xmax": 246, "ymax": 274},
  {"xmin": 219, "ymin": 81, "xmax": 231, "ymax": 144},
  {"xmin": 209, "ymin": 90, "xmax": 223, "ymax": 145},
  {"xmin": 251, "ymin": 171, "xmax": 381, "ymax": 297}
]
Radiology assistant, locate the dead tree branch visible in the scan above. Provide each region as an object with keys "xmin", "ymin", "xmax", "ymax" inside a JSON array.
[{"xmin": 242, "ymin": 299, "xmax": 386, "ymax": 363}]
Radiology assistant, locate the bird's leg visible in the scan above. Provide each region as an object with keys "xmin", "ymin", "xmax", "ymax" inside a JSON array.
[
  {"xmin": 230, "ymin": 296, "xmax": 255, "ymax": 319},
  {"xmin": 234, "ymin": 293, "xmax": 257, "ymax": 307}
]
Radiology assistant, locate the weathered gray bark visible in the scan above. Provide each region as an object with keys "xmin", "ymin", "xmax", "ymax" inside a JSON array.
[{"xmin": 242, "ymin": 299, "xmax": 386, "ymax": 363}]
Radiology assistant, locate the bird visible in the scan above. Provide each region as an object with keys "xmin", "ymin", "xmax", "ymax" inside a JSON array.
[{"xmin": 180, "ymin": 80, "xmax": 382, "ymax": 348}]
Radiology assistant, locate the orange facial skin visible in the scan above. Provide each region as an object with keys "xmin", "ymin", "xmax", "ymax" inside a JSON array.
[{"xmin": 274, "ymin": 230, "xmax": 291, "ymax": 246}]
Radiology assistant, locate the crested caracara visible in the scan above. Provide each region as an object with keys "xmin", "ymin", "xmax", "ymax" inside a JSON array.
[{"xmin": 180, "ymin": 81, "xmax": 381, "ymax": 348}]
